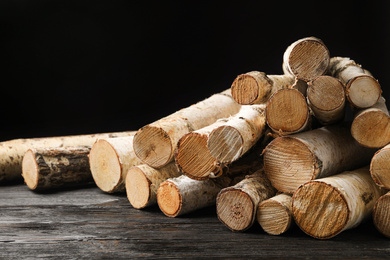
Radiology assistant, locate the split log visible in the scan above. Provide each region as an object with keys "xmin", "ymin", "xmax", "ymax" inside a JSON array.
[
  {"xmin": 292, "ymin": 167, "xmax": 385, "ymax": 239},
  {"xmin": 307, "ymin": 75, "xmax": 346, "ymax": 125},
  {"xmin": 373, "ymin": 192, "xmax": 390, "ymax": 238},
  {"xmin": 370, "ymin": 143, "xmax": 390, "ymax": 189},
  {"xmin": 22, "ymin": 147, "xmax": 92, "ymax": 191},
  {"xmin": 351, "ymin": 97, "xmax": 390, "ymax": 148},
  {"xmin": 89, "ymin": 136, "xmax": 143, "ymax": 193},
  {"xmin": 257, "ymin": 193, "xmax": 293, "ymax": 235},
  {"xmin": 126, "ymin": 162, "xmax": 181, "ymax": 209},
  {"xmin": 0, "ymin": 131, "xmax": 135, "ymax": 182},
  {"xmin": 133, "ymin": 89, "xmax": 241, "ymax": 168},
  {"xmin": 263, "ymin": 124, "xmax": 376, "ymax": 193},
  {"xmin": 207, "ymin": 104, "xmax": 266, "ymax": 164},
  {"xmin": 283, "ymin": 37, "xmax": 330, "ymax": 81},
  {"xmin": 230, "ymin": 71, "xmax": 294, "ymax": 105},
  {"xmin": 216, "ymin": 169, "xmax": 276, "ymax": 232},
  {"xmin": 328, "ymin": 57, "xmax": 381, "ymax": 108}
]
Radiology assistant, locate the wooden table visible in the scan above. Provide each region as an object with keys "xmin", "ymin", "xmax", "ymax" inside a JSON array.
[{"xmin": 0, "ymin": 184, "xmax": 389, "ymax": 259}]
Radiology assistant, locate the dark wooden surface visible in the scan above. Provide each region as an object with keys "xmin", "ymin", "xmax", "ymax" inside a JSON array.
[{"xmin": 0, "ymin": 184, "xmax": 389, "ymax": 259}]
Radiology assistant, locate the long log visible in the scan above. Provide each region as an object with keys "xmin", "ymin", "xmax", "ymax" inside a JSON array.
[{"xmin": 373, "ymin": 192, "xmax": 390, "ymax": 238}]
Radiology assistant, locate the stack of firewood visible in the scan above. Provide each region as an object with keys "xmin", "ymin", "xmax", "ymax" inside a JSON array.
[{"xmin": 1, "ymin": 37, "xmax": 390, "ymax": 240}]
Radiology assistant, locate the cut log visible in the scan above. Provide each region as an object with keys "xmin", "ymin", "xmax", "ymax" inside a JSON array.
[
  {"xmin": 370, "ymin": 143, "xmax": 390, "ymax": 189},
  {"xmin": 89, "ymin": 136, "xmax": 143, "ymax": 193},
  {"xmin": 328, "ymin": 57, "xmax": 381, "ymax": 108},
  {"xmin": 22, "ymin": 147, "xmax": 92, "ymax": 191},
  {"xmin": 292, "ymin": 167, "xmax": 385, "ymax": 239},
  {"xmin": 373, "ymin": 192, "xmax": 390, "ymax": 238},
  {"xmin": 207, "ymin": 104, "xmax": 266, "ymax": 164},
  {"xmin": 216, "ymin": 169, "xmax": 276, "ymax": 232},
  {"xmin": 0, "ymin": 131, "xmax": 135, "ymax": 182},
  {"xmin": 257, "ymin": 193, "xmax": 293, "ymax": 235},
  {"xmin": 126, "ymin": 162, "xmax": 181, "ymax": 209},
  {"xmin": 263, "ymin": 124, "xmax": 377, "ymax": 193},
  {"xmin": 307, "ymin": 75, "xmax": 346, "ymax": 125},
  {"xmin": 230, "ymin": 71, "xmax": 294, "ymax": 105},
  {"xmin": 351, "ymin": 97, "xmax": 390, "ymax": 148},
  {"xmin": 283, "ymin": 37, "xmax": 330, "ymax": 81},
  {"xmin": 133, "ymin": 89, "xmax": 241, "ymax": 168}
]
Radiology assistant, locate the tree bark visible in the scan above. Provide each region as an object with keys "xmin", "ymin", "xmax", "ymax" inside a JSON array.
[{"xmin": 373, "ymin": 191, "xmax": 390, "ymax": 238}]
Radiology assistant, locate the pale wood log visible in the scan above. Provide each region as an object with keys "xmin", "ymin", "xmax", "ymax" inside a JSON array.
[
  {"xmin": 22, "ymin": 147, "xmax": 92, "ymax": 191},
  {"xmin": 370, "ymin": 143, "xmax": 390, "ymax": 189},
  {"xmin": 373, "ymin": 192, "xmax": 390, "ymax": 238},
  {"xmin": 207, "ymin": 104, "xmax": 266, "ymax": 164},
  {"xmin": 230, "ymin": 71, "xmax": 294, "ymax": 105},
  {"xmin": 0, "ymin": 131, "xmax": 135, "ymax": 182},
  {"xmin": 307, "ymin": 75, "xmax": 346, "ymax": 125},
  {"xmin": 216, "ymin": 169, "xmax": 276, "ymax": 232},
  {"xmin": 257, "ymin": 193, "xmax": 293, "ymax": 235},
  {"xmin": 89, "ymin": 136, "xmax": 143, "ymax": 193},
  {"xmin": 351, "ymin": 96, "xmax": 390, "ymax": 148},
  {"xmin": 328, "ymin": 57, "xmax": 381, "ymax": 108},
  {"xmin": 133, "ymin": 89, "xmax": 241, "ymax": 169},
  {"xmin": 292, "ymin": 167, "xmax": 385, "ymax": 239},
  {"xmin": 126, "ymin": 162, "xmax": 181, "ymax": 209},
  {"xmin": 283, "ymin": 37, "xmax": 330, "ymax": 81},
  {"xmin": 263, "ymin": 124, "xmax": 376, "ymax": 193}
]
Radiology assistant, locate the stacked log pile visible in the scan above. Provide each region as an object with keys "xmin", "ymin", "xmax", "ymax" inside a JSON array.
[{"xmin": 0, "ymin": 36, "xmax": 388, "ymax": 240}]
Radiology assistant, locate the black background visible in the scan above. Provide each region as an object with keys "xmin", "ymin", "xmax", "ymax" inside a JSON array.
[{"xmin": 0, "ymin": 1, "xmax": 389, "ymax": 141}]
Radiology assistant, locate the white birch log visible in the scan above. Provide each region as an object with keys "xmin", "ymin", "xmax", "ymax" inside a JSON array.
[
  {"xmin": 373, "ymin": 191, "xmax": 390, "ymax": 238},
  {"xmin": 370, "ymin": 143, "xmax": 390, "ymax": 189}
]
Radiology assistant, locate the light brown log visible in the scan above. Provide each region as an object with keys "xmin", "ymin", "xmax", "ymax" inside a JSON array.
[
  {"xmin": 351, "ymin": 97, "xmax": 390, "ymax": 148},
  {"xmin": 370, "ymin": 143, "xmax": 390, "ymax": 189},
  {"xmin": 0, "ymin": 131, "xmax": 135, "ymax": 182},
  {"xmin": 216, "ymin": 169, "xmax": 277, "ymax": 232},
  {"xmin": 373, "ymin": 192, "xmax": 390, "ymax": 238},
  {"xmin": 126, "ymin": 162, "xmax": 181, "ymax": 209},
  {"xmin": 257, "ymin": 193, "xmax": 293, "ymax": 235},
  {"xmin": 263, "ymin": 124, "xmax": 376, "ymax": 193},
  {"xmin": 133, "ymin": 89, "xmax": 241, "ymax": 169},
  {"xmin": 328, "ymin": 57, "xmax": 381, "ymax": 108},
  {"xmin": 89, "ymin": 136, "xmax": 143, "ymax": 193},
  {"xmin": 307, "ymin": 75, "xmax": 346, "ymax": 125},
  {"xmin": 22, "ymin": 147, "xmax": 92, "ymax": 191},
  {"xmin": 230, "ymin": 71, "xmax": 294, "ymax": 105},
  {"xmin": 207, "ymin": 105, "xmax": 266, "ymax": 164},
  {"xmin": 292, "ymin": 167, "xmax": 385, "ymax": 239},
  {"xmin": 283, "ymin": 37, "xmax": 330, "ymax": 81}
]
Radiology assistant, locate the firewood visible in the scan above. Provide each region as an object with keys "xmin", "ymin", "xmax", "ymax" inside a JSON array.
[
  {"xmin": 307, "ymin": 75, "xmax": 346, "ymax": 125},
  {"xmin": 22, "ymin": 147, "xmax": 92, "ymax": 191},
  {"xmin": 257, "ymin": 193, "xmax": 293, "ymax": 235},
  {"xmin": 126, "ymin": 162, "xmax": 181, "ymax": 209},
  {"xmin": 292, "ymin": 167, "xmax": 385, "ymax": 239},
  {"xmin": 328, "ymin": 57, "xmax": 381, "ymax": 108},
  {"xmin": 216, "ymin": 169, "xmax": 276, "ymax": 232},
  {"xmin": 230, "ymin": 71, "xmax": 294, "ymax": 105},
  {"xmin": 0, "ymin": 131, "xmax": 135, "ymax": 182},
  {"xmin": 89, "ymin": 136, "xmax": 143, "ymax": 193},
  {"xmin": 351, "ymin": 97, "xmax": 390, "ymax": 148},
  {"xmin": 133, "ymin": 89, "xmax": 241, "ymax": 169},
  {"xmin": 283, "ymin": 37, "xmax": 330, "ymax": 81},
  {"xmin": 370, "ymin": 143, "xmax": 390, "ymax": 189},
  {"xmin": 263, "ymin": 124, "xmax": 376, "ymax": 193},
  {"xmin": 373, "ymin": 192, "xmax": 390, "ymax": 238},
  {"xmin": 207, "ymin": 104, "xmax": 266, "ymax": 164}
]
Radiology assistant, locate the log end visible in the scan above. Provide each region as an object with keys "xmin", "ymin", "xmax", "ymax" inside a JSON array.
[
  {"xmin": 307, "ymin": 76, "xmax": 345, "ymax": 112},
  {"xmin": 216, "ymin": 188, "xmax": 254, "ymax": 232},
  {"xmin": 133, "ymin": 125, "xmax": 173, "ymax": 168},
  {"xmin": 22, "ymin": 149, "xmax": 39, "ymax": 190},
  {"xmin": 292, "ymin": 181, "xmax": 349, "ymax": 239},
  {"xmin": 370, "ymin": 148, "xmax": 390, "ymax": 189},
  {"xmin": 347, "ymin": 75, "xmax": 381, "ymax": 108},
  {"xmin": 89, "ymin": 139, "xmax": 122, "ymax": 193},
  {"xmin": 263, "ymin": 137, "xmax": 318, "ymax": 193},
  {"xmin": 266, "ymin": 89, "xmax": 309, "ymax": 134},
  {"xmin": 231, "ymin": 72, "xmax": 272, "ymax": 105},
  {"xmin": 126, "ymin": 166, "xmax": 151, "ymax": 209},
  {"xmin": 373, "ymin": 193, "xmax": 390, "ymax": 238},
  {"xmin": 208, "ymin": 125, "xmax": 243, "ymax": 163},
  {"xmin": 157, "ymin": 181, "xmax": 181, "ymax": 217},
  {"xmin": 257, "ymin": 198, "xmax": 291, "ymax": 235}
]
